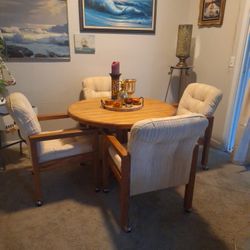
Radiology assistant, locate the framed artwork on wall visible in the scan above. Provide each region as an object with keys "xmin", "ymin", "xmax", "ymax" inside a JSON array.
[
  {"xmin": 198, "ymin": 0, "xmax": 226, "ymax": 27},
  {"xmin": 79, "ymin": 0, "xmax": 157, "ymax": 33},
  {"xmin": 0, "ymin": 0, "xmax": 70, "ymax": 61},
  {"xmin": 74, "ymin": 34, "xmax": 95, "ymax": 54}
]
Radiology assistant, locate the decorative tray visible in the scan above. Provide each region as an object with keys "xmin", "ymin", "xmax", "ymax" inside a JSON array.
[{"xmin": 101, "ymin": 97, "xmax": 144, "ymax": 112}]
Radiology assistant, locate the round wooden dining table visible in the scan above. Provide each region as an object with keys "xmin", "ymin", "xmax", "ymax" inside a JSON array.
[
  {"xmin": 68, "ymin": 98, "xmax": 176, "ymax": 130},
  {"xmin": 68, "ymin": 98, "xmax": 177, "ymax": 142}
]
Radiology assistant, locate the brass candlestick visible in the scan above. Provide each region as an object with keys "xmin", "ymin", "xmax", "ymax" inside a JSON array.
[{"xmin": 110, "ymin": 73, "xmax": 121, "ymax": 100}]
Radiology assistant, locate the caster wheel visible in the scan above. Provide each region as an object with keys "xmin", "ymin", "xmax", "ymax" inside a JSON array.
[
  {"xmin": 185, "ymin": 208, "xmax": 192, "ymax": 213},
  {"xmin": 103, "ymin": 188, "xmax": 110, "ymax": 193},
  {"xmin": 0, "ymin": 166, "xmax": 5, "ymax": 172},
  {"xmin": 95, "ymin": 187, "xmax": 101, "ymax": 192},
  {"xmin": 0, "ymin": 160, "xmax": 5, "ymax": 172},
  {"xmin": 202, "ymin": 165, "xmax": 209, "ymax": 170},
  {"xmin": 123, "ymin": 225, "xmax": 132, "ymax": 233},
  {"xmin": 36, "ymin": 200, "xmax": 43, "ymax": 207}
]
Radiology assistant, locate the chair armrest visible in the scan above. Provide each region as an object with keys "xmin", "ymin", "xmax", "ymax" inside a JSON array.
[
  {"xmin": 105, "ymin": 135, "xmax": 128, "ymax": 158},
  {"xmin": 172, "ymin": 102, "xmax": 179, "ymax": 108},
  {"xmin": 37, "ymin": 113, "xmax": 69, "ymax": 121},
  {"xmin": 29, "ymin": 128, "xmax": 97, "ymax": 142}
]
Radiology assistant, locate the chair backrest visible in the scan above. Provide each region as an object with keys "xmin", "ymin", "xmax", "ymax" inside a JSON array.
[
  {"xmin": 6, "ymin": 92, "xmax": 41, "ymax": 140},
  {"xmin": 127, "ymin": 114, "xmax": 208, "ymax": 196},
  {"xmin": 177, "ymin": 83, "xmax": 223, "ymax": 117},
  {"xmin": 82, "ymin": 76, "xmax": 111, "ymax": 99}
]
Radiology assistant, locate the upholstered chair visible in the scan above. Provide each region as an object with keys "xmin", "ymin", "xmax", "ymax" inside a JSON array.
[
  {"xmin": 82, "ymin": 76, "xmax": 111, "ymax": 99},
  {"xmin": 103, "ymin": 114, "xmax": 208, "ymax": 232},
  {"xmin": 177, "ymin": 83, "xmax": 223, "ymax": 169},
  {"xmin": 6, "ymin": 92, "xmax": 98, "ymax": 206}
]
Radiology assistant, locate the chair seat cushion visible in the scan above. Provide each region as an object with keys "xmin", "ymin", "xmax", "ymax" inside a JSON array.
[{"xmin": 38, "ymin": 133, "xmax": 93, "ymax": 163}]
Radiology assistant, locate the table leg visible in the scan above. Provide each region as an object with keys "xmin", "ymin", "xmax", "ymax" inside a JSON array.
[
  {"xmin": 116, "ymin": 129, "xmax": 129, "ymax": 144},
  {"xmin": 0, "ymin": 131, "xmax": 5, "ymax": 171}
]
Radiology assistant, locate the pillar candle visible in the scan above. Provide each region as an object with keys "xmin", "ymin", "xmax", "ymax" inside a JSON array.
[{"xmin": 111, "ymin": 61, "xmax": 120, "ymax": 75}]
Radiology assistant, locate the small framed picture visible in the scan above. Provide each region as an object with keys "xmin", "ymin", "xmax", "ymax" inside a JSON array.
[
  {"xmin": 198, "ymin": 0, "xmax": 226, "ymax": 27},
  {"xmin": 79, "ymin": 0, "xmax": 157, "ymax": 33},
  {"xmin": 74, "ymin": 34, "xmax": 95, "ymax": 54}
]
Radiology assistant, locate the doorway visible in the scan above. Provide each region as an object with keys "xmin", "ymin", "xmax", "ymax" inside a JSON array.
[{"xmin": 226, "ymin": 24, "xmax": 250, "ymax": 152}]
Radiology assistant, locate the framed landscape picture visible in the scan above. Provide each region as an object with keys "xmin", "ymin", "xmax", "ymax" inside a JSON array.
[
  {"xmin": 0, "ymin": 0, "xmax": 70, "ymax": 61},
  {"xmin": 79, "ymin": 0, "xmax": 157, "ymax": 33},
  {"xmin": 198, "ymin": 0, "xmax": 226, "ymax": 27}
]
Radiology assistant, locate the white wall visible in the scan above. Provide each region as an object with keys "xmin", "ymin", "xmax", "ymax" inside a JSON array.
[
  {"xmin": 6, "ymin": 0, "xmax": 190, "ymax": 131},
  {"xmin": 187, "ymin": 0, "xmax": 248, "ymax": 148}
]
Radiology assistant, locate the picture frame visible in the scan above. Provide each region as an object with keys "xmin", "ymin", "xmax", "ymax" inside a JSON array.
[
  {"xmin": 79, "ymin": 0, "xmax": 157, "ymax": 33},
  {"xmin": 0, "ymin": 0, "xmax": 70, "ymax": 61},
  {"xmin": 198, "ymin": 0, "xmax": 226, "ymax": 27},
  {"xmin": 74, "ymin": 34, "xmax": 95, "ymax": 54}
]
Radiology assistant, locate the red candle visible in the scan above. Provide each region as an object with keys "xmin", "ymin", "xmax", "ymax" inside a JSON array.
[{"xmin": 111, "ymin": 61, "xmax": 120, "ymax": 75}]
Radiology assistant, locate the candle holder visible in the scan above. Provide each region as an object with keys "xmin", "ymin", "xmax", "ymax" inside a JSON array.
[
  {"xmin": 110, "ymin": 73, "xmax": 121, "ymax": 100},
  {"xmin": 176, "ymin": 24, "xmax": 193, "ymax": 68},
  {"xmin": 124, "ymin": 79, "xmax": 136, "ymax": 98}
]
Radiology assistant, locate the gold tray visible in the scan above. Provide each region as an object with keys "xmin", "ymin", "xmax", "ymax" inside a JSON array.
[{"xmin": 101, "ymin": 97, "xmax": 144, "ymax": 112}]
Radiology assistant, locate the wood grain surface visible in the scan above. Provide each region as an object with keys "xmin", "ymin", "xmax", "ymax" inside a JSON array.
[{"xmin": 68, "ymin": 98, "xmax": 177, "ymax": 130}]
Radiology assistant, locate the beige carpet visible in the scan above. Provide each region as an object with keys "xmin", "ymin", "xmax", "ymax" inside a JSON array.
[{"xmin": 0, "ymin": 146, "xmax": 249, "ymax": 250}]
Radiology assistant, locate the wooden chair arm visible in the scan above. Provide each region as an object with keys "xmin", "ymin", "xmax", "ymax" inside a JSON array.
[
  {"xmin": 105, "ymin": 135, "xmax": 128, "ymax": 158},
  {"xmin": 37, "ymin": 113, "xmax": 69, "ymax": 121},
  {"xmin": 172, "ymin": 102, "xmax": 179, "ymax": 108},
  {"xmin": 29, "ymin": 128, "xmax": 97, "ymax": 142}
]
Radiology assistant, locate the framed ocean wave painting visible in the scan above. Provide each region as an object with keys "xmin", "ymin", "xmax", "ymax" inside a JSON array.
[
  {"xmin": 0, "ymin": 0, "xmax": 70, "ymax": 61},
  {"xmin": 79, "ymin": 0, "xmax": 157, "ymax": 33}
]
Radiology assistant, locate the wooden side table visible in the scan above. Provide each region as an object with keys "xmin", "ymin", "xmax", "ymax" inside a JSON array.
[{"xmin": 68, "ymin": 98, "xmax": 177, "ymax": 143}]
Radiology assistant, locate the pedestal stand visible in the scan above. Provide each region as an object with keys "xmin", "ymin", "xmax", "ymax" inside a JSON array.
[
  {"xmin": 164, "ymin": 65, "xmax": 192, "ymax": 102},
  {"xmin": 110, "ymin": 73, "xmax": 121, "ymax": 100}
]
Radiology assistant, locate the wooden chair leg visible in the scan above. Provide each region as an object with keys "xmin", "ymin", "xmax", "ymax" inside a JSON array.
[
  {"xmin": 116, "ymin": 129, "xmax": 129, "ymax": 144},
  {"xmin": 32, "ymin": 165, "xmax": 43, "ymax": 206},
  {"xmin": 103, "ymin": 139, "xmax": 110, "ymax": 192},
  {"xmin": 19, "ymin": 141, "xmax": 23, "ymax": 155},
  {"xmin": 120, "ymin": 158, "xmax": 131, "ymax": 232},
  {"xmin": 184, "ymin": 144, "xmax": 199, "ymax": 212},
  {"xmin": 29, "ymin": 140, "xmax": 43, "ymax": 206},
  {"xmin": 94, "ymin": 156, "xmax": 101, "ymax": 192},
  {"xmin": 93, "ymin": 133, "xmax": 101, "ymax": 192},
  {"xmin": 120, "ymin": 179, "xmax": 131, "ymax": 232},
  {"xmin": 201, "ymin": 116, "xmax": 214, "ymax": 169},
  {"xmin": 103, "ymin": 162, "xmax": 110, "ymax": 192}
]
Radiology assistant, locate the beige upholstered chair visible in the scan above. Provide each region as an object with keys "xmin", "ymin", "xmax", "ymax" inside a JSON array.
[
  {"xmin": 103, "ymin": 114, "xmax": 208, "ymax": 232},
  {"xmin": 82, "ymin": 76, "xmax": 111, "ymax": 99},
  {"xmin": 177, "ymin": 83, "xmax": 223, "ymax": 169},
  {"xmin": 82, "ymin": 76, "xmax": 114, "ymax": 160},
  {"xmin": 6, "ymin": 92, "xmax": 98, "ymax": 206}
]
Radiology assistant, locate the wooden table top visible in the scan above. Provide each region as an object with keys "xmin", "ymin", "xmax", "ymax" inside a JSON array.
[{"xmin": 68, "ymin": 98, "xmax": 177, "ymax": 130}]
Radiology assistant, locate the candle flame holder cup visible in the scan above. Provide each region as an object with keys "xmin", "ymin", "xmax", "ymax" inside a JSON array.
[{"xmin": 124, "ymin": 79, "xmax": 136, "ymax": 98}]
